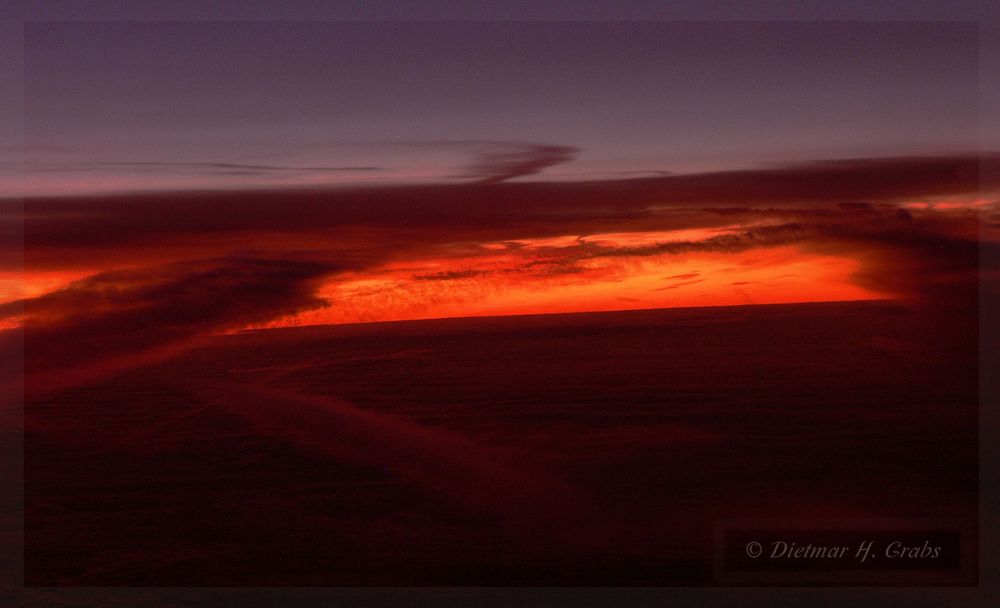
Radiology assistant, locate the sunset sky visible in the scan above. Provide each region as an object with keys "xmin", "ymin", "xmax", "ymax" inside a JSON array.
[
  {"xmin": 5, "ymin": 6, "xmax": 998, "ymax": 595},
  {"xmin": 8, "ymin": 21, "xmax": 982, "ymax": 195},
  {"xmin": 2, "ymin": 19, "xmax": 998, "ymax": 387}
]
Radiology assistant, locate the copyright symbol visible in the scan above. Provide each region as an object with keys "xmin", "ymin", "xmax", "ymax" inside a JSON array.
[{"xmin": 745, "ymin": 541, "xmax": 763, "ymax": 558}]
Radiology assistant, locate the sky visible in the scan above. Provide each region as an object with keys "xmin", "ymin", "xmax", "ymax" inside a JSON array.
[
  {"xmin": 1, "ymin": 18, "xmax": 998, "ymax": 390},
  {"xmin": 7, "ymin": 21, "xmax": 983, "ymax": 194},
  {"xmin": 4, "ymin": 9, "xmax": 994, "ymax": 596}
]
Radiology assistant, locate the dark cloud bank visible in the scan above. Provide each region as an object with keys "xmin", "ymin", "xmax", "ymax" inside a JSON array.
[{"xmin": 2, "ymin": 153, "xmax": 997, "ymax": 392}]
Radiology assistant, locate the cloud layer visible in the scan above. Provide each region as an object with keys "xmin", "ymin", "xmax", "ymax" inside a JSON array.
[
  {"xmin": 7, "ymin": 257, "xmax": 340, "ymax": 391},
  {"xmin": 459, "ymin": 142, "xmax": 578, "ymax": 183},
  {"xmin": 3, "ymin": 152, "xmax": 997, "ymax": 392}
]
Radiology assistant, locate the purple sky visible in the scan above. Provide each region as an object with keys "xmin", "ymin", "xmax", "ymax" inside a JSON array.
[{"xmin": 1, "ymin": 11, "xmax": 993, "ymax": 195}]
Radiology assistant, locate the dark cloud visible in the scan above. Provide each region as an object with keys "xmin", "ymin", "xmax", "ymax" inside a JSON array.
[
  {"xmin": 7, "ymin": 153, "xmax": 997, "ymax": 273},
  {"xmin": 379, "ymin": 139, "xmax": 578, "ymax": 183},
  {"xmin": 5, "ymin": 256, "xmax": 343, "ymax": 391},
  {"xmin": 459, "ymin": 142, "xmax": 578, "ymax": 183},
  {"xmin": 4, "ymin": 153, "xmax": 995, "ymax": 288},
  {"xmin": 814, "ymin": 218, "xmax": 990, "ymax": 302},
  {"xmin": 653, "ymin": 279, "xmax": 704, "ymax": 291},
  {"xmin": 93, "ymin": 161, "xmax": 382, "ymax": 174},
  {"xmin": 501, "ymin": 223, "xmax": 812, "ymax": 279},
  {"xmin": 413, "ymin": 269, "xmax": 489, "ymax": 281},
  {"xmin": 22, "ymin": 161, "xmax": 383, "ymax": 178},
  {"xmin": 586, "ymin": 223, "xmax": 813, "ymax": 258}
]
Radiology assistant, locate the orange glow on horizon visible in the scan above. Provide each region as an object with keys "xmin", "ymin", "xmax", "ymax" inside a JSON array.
[
  {"xmin": 0, "ymin": 269, "xmax": 96, "ymax": 303},
  {"xmin": 248, "ymin": 240, "xmax": 884, "ymax": 329},
  {"xmin": 9, "ymin": 225, "xmax": 896, "ymax": 333}
]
